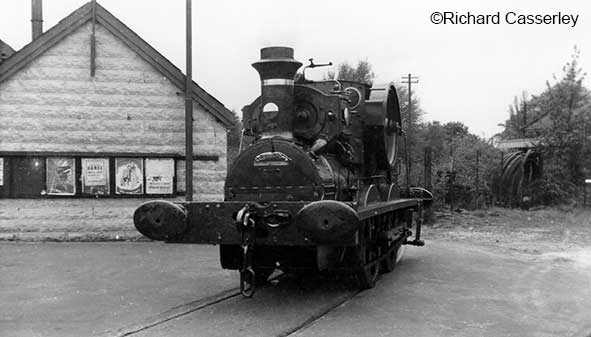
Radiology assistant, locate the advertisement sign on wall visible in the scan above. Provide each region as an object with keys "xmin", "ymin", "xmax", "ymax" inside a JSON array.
[
  {"xmin": 115, "ymin": 158, "xmax": 143, "ymax": 195},
  {"xmin": 82, "ymin": 158, "xmax": 110, "ymax": 195},
  {"xmin": 145, "ymin": 158, "xmax": 174, "ymax": 194},
  {"xmin": 46, "ymin": 157, "xmax": 75, "ymax": 195}
]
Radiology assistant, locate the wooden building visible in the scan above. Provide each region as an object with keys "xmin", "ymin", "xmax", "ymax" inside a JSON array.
[{"xmin": 0, "ymin": 2, "xmax": 234, "ymax": 239}]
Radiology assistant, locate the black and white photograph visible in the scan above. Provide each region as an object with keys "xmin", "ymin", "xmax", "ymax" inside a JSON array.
[{"xmin": 1, "ymin": 0, "xmax": 590, "ymax": 336}]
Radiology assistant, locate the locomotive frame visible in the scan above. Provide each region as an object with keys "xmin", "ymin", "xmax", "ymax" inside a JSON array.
[{"xmin": 134, "ymin": 46, "xmax": 431, "ymax": 297}]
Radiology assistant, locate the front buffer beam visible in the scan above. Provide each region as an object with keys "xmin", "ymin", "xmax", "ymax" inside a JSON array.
[{"xmin": 134, "ymin": 200, "xmax": 360, "ymax": 246}]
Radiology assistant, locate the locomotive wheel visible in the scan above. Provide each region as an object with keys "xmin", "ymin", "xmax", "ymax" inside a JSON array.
[
  {"xmin": 354, "ymin": 222, "xmax": 379, "ymax": 289},
  {"xmin": 381, "ymin": 241, "xmax": 405, "ymax": 273},
  {"xmin": 355, "ymin": 243, "xmax": 379, "ymax": 289}
]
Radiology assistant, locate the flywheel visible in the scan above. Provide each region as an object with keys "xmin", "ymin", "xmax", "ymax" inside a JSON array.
[{"xmin": 366, "ymin": 84, "xmax": 402, "ymax": 167}]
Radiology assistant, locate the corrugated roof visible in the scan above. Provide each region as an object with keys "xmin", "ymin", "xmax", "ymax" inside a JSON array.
[
  {"xmin": 0, "ymin": 2, "xmax": 235, "ymax": 127},
  {"xmin": 497, "ymin": 138, "xmax": 539, "ymax": 150}
]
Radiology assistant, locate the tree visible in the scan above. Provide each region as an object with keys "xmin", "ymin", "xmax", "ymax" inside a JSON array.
[
  {"xmin": 411, "ymin": 121, "xmax": 501, "ymax": 209},
  {"xmin": 535, "ymin": 47, "xmax": 590, "ymax": 200},
  {"xmin": 498, "ymin": 46, "xmax": 591, "ymax": 204},
  {"xmin": 443, "ymin": 121, "xmax": 469, "ymax": 140},
  {"xmin": 396, "ymin": 84, "xmax": 426, "ymax": 186},
  {"xmin": 498, "ymin": 92, "xmax": 538, "ymax": 139},
  {"xmin": 325, "ymin": 60, "xmax": 375, "ymax": 85}
]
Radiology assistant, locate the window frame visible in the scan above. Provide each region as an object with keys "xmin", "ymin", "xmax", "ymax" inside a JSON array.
[{"xmin": 0, "ymin": 153, "xmax": 216, "ymax": 199}]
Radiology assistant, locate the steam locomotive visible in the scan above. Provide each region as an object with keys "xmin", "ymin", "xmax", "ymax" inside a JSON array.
[{"xmin": 134, "ymin": 47, "xmax": 431, "ymax": 297}]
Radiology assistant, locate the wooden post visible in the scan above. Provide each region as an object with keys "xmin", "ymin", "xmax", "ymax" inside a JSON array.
[
  {"xmin": 424, "ymin": 146, "xmax": 432, "ymax": 191},
  {"xmin": 407, "ymin": 74, "xmax": 412, "ymax": 181},
  {"xmin": 400, "ymin": 74, "xmax": 419, "ymax": 187},
  {"xmin": 475, "ymin": 149, "xmax": 480, "ymax": 208},
  {"xmin": 584, "ymin": 178, "xmax": 590, "ymax": 207},
  {"xmin": 185, "ymin": 0, "xmax": 193, "ymax": 201},
  {"xmin": 498, "ymin": 151, "xmax": 504, "ymax": 203},
  {"xmin": 90, "ymin": 0, "xmax": 96, "ymax": 76},
  {"xmin": 584, "ymin": 179, "xmax": 587, "ymax": 207},
  {"xmin": 424, "ymin": 146, "xmax": 433, "ymax": 222},
  {"xmin": 448, "ymin": 144, "xmax": 454, "ymax": 210}
]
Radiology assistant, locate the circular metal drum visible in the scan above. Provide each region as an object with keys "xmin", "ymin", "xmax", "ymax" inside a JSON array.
[{"xmin": 366, "ymin": 84, "xmax": 402, "ymax": 167}]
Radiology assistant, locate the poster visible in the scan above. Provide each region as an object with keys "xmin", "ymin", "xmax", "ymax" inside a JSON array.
[
  {"xmin": 115, "ymin": 158, "xmax": 143, "ymax": 195},
  {"xmin": 46, "ymin": 157, "xmax": 75, "ymax": 195},
  {"xmin": 82, "ymin": 158, "xmax": 109, "ymax": 195},
  {"xmin": 0, "ymin": 158, "xmax": 3, "ymax": 186},
  {"xmin": 145, "ymin": 158, "xmax": 174, "ymax": 194},
  {"xmin": 146, "ymin": 159, "xmax": 174, "ymax": 194}
]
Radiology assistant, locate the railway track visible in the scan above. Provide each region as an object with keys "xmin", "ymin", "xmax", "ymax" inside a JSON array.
[
  {"xmin": 106, "ymin": 209, "xmax": 416, "ymax": 337},
  {"xmin": 278, "ymin": 288, "xmax": 361, "ymax": 337},
  {"xmin": 109, "ymin": 287, "xmax": 242, "ymax": 337},
  {"xmin": 106, "ymin": 274, "xmax": 362, "ymax": 337}
]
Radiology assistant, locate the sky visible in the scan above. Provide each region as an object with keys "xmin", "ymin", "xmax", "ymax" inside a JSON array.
[{"xmin": 1, "ymin": 0, "xmax": 590, "ymax": 138}]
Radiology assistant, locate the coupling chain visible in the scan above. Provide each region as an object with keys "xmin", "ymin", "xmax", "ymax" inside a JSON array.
[{"xmin": 236, "ymin": 205, "xmax": 256, "ymax": 297}]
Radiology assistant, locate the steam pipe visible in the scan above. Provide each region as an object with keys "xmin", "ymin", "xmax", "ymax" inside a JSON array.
[{"xmin": 31, "ymin": 0, "xmax": 43, "ymax": 40}]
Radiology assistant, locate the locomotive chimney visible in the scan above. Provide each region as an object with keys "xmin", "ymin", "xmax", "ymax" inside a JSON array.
[
  {"xmin": 252, "ymin": 46, "xmax": 302, "ymax": 139},
  {"xmin": 31, "ymin": 0, "xmax": 43, "ymax": 40}
]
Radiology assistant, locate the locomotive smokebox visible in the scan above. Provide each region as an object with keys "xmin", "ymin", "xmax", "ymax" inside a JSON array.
[{"xmin": 252, "ymin": 47, "xmax": 302, "ymax": 139}]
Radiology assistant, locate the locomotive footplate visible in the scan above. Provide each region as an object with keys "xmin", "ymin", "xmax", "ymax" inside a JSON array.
[{"xmin": 134, "ymin": 198, "xmax": 425, "ymax": 247}]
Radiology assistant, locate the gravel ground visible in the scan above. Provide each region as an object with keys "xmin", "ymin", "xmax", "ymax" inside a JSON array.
[
  {"xmin": 2, "ymin": 207, "xmax": 590, "ymax": 337},
  {"xmin": 424, "ymin": 207, "xmax": 591, "ymax": 263}
]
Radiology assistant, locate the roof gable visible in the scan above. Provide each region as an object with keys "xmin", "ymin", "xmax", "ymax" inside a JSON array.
[
  {"xmin": 0, "ymin": 2, "xmax": 234, "ymax": 127},
  {"xmin": 0, "ymin": 39, "xmax": 15, "ymax": 64}
]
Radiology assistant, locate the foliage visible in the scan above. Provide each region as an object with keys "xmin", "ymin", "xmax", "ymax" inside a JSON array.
[
  {"xmin": 522, "ymin": 174, "xmax": 573, "ymax": 206},
  {"xmin": 498, "ymin": 92, "xmax": 535, "ymax": 139},
  {"xmin": 397, "ymin": 84, "xmax": 425, "ymax": 132},
  {"xmin": 537, "ymin": 48, "xmax": 591, "ymax": 201},
  {"xmin": 325, "ymin": 60, "xmax": 375, "ymax": 85},
  {"xmin": 403, "ymin": 121, "xmax": 501, "ymax": 209},
  {"xmin": 396, "ymin": 83, "xmax": 426, "ymax": 184},
  {"xmin": 498, "ymin": 46, "xmax": 591, "ymax": 205}
]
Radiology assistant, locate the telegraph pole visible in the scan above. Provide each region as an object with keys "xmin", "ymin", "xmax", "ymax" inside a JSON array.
[
  {"xmin": 185, "ymin": 0, "xmax": 193, "ymax": 201},
  {"xmin": 401, "ymin": 73, "xmax": 419, "ymax": 184}
]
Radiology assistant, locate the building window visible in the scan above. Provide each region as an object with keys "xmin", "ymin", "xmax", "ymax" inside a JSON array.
[
  {"xmin": 0, "ymin": 155, "xmax": 179, "ymax": 198},
  {"xmin": 46, "ymin": 157, "xmax": 76, "ymax": 195},
  {"xmin": 82, "ymin": 158, "xmax": 110, "ymax": 196},
  {"xmin": 12, "ymin": 157, "xmax": 46, "ymax": 197},
  {"xmin": 115, "ymin": 158, "xmax": 144, "ymax": 195}
]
